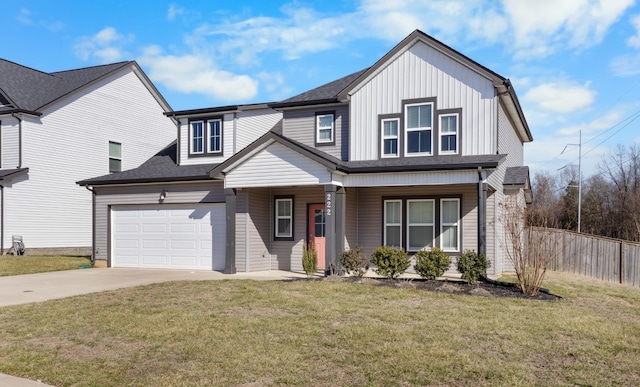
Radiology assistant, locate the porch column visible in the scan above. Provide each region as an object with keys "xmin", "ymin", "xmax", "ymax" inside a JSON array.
[
  {"xmin": 478, "ymin": 180, "xmax": 487, "ymax": 258},
  {"xmin": 323, "ymin": 184, "xmax": 346, "ymax": 275},
  {"xmin": 334, "ymin": 186, "xmax": 346, "ymax": 273},
  {"xmin": 224, "ymin": 188, "xmax": 237, "ymax": 274}
]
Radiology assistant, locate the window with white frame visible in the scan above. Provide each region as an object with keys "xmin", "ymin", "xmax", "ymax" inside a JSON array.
[
  {"xmin": 108, "ymin": 141, "xmax": 121, "ymax": 173},
  {"xmin": 208, "ymin": 119, "xmax": 222, "ymax": 153},
  {"xmin": 441, "ymin": 198, "xmax": 460, "ymax": 251},
  {"xmin": 190, "ymin": 118, "xmax": 223, "ymax": 156},
  {"xmin": 384, "ymin": 200, "xmax": 402, "ymax": 248},
  {"xmin": 440, "ymin": 113, "xmax": 458, "ymax": 154},
  {"xmin": 405, "ymin": 103, "xmax": 432, "ymax": 155},
  {"xmin": 275, "ymin": 197, "xmax": 293, "ymax": 239},
  {"xmin": 316, "ymin": 113, "xmax": 334, "ymax": 145},
  {"xmin": 381, "ymin": 118, "xmax": 399, "ymax": 157},
  {"xmin": 407, "ymin": 200, "xmax": 434, "ymax": 251}
]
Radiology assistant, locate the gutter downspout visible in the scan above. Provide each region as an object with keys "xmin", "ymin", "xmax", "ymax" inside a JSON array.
[
  {"xmin": 85, "ymin": 186, "xmax": 96, "ymax": 265},
  {"xmin": 477, "ymin": 167, "xmax": 487, "ymax": 261},
  {"xmin": 10, "ymin": 113, "xmax": 22, "ymax": 168}
]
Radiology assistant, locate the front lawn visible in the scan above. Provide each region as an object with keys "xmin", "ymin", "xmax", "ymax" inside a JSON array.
[
  {"xmin": 0, "ymin": 255, "xmax": 92, "ymax": 276},
  {"xmin": 0, "ymin": 271, "xmax": 639, "ymax": 386}
]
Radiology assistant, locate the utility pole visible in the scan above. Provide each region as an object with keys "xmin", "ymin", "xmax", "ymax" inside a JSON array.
[{"xmin": 559, "ymin": 129, "xmax": 582, "ymax": 233}]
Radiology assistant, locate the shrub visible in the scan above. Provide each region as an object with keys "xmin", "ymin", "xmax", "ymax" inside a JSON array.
[
  {"xmin": 456, "ymin": 250, "xmax": 490, "ymax": 284},
  {"xmin": 339, "ymin": 246, "xmax": 368, "ymax": 277},
  {"xmin": 302, "ymin": 243, "xmax": 318, "ymax": 277},
  {"xmin": 370, "ymin": 246, "xmax": 410, "ymax": 279},
  {"xmin": 414, "ymin": 248, "xmax": 452, "ymax": 280}
]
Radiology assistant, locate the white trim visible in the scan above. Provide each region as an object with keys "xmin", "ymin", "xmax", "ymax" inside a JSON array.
[
  {"xmin": 316, "ymin": 113, "xmax": 334, "ymax": 143},
  {"xmin": 439, "ymin": 113, "xmax": 459, "ymax": 155},
  {"xmin": 381, "ymin": 118, "xmax": 400, "ymax": 158},
  {"xmin": 440, "ymin": 198, "xmax": 460, "ymax": 252},
  {"xmin": 404, "ymin": 102, "xmax": 433, "ymax": 156},
  {"xmin": 383, "ymin": 200, "xmax": 402, "ymax": 248},
  {"xmin": 407, "ymin": 199, "xmax": 434, "ymax": 251},
  {"xmin": 190, "ymin": 121, "xmax": 204, "ymax": 154},
  {"xmin": 275, "ymin": 198, "xmax": 293, "ymax": 238}
]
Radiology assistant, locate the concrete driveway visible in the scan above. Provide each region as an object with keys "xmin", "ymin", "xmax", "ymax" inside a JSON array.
[{"xmin": 0, "ymin": 267, "xmax": 308, "ymax": 307}]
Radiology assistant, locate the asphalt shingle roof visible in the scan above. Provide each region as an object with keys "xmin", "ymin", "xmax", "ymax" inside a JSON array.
[
  {"xmin": 271, "ymin": 68, "xmax": 368, "ymax": 107},
  {"xmin": 0, "ymin": 59, "xmax": 131, "ymax": 113},
  {"xmin": 77, "ymin": 142, "xmax": 218, "ymax": 186},
  {"xmin": 504, "ymin": 166, "xmax": 530, "ymax": 186}
]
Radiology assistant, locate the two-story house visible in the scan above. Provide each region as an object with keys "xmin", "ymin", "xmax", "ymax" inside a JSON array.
[
  {"xmin": 79, "ymin": 30, "xmax": 532, "ymax": 275},
  {"xmin": 0, "ymin": 59, "xmax": 176, "ymax": 254}
]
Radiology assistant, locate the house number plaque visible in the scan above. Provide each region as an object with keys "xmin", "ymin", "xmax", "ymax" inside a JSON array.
[{"xmin": 325, "ymin": 193, "xmax": 332, "ymax": 216}]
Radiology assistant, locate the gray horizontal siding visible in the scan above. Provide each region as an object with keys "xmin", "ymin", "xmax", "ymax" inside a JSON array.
[{"xmin": 283, "ymin": 105, "xmax": 349, "ymax": 160}]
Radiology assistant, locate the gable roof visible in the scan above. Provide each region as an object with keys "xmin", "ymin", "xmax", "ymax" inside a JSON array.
[
  {"xmin": 211, "ymin": 128, "xmax": 505, "ymax": 179},
  {"xmin": 77, "ymin": 142, "xmax": 217, "ymax": 186},
  {"xmin": 0, "ymin": 59, "xmax": 170, "ymax": 115}
]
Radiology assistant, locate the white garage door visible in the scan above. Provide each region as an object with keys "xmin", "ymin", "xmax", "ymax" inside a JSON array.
[{"xmin": 111, "ymin": 204, "xmax": 226, "ymax": 270}]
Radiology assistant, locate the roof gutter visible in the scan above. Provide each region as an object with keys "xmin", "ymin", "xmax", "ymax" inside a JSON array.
[{"xmin": 498, "ymin": 80, "xmax": 533, "ymax": 142}]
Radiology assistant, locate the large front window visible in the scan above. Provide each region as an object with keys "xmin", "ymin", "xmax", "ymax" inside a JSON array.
[
  {"xmin": 405, "ymin": 103, "xmax": 432, "ymax": 155},
  {"xmin": 383, "ymin": 197, "xmax": 460, "ymax": 252},
  {"xmin": 190, "ymin": 118, "xmax": 223, "ymax": 156}
]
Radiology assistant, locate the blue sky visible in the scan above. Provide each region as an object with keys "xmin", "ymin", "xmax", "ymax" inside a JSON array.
[{"xmin": 4, "ymin": 0, "xmax": 640, "ymax": 177}]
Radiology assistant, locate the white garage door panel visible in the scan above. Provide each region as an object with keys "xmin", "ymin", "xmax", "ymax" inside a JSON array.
[{"xmin": 112, "ymin": 204, "xmax": 225, "ymax": 270}]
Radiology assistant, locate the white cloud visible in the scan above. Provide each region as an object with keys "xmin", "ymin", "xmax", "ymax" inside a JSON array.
[
  {"xmin": 167, "ymin": 4, "xmax": 185, "ymax": 21},
  {"xmin": 610, "ymin": 53, "xmax": 640, "ymax": 76},
  {"xmin": 523, "ymin": 81, "xmax": 596, "ymax": 114},
  {"xmin": 74, "ymin": 27, "xmax": 133, "ymax": 63},
  {"xmin": 17, "ymin": 8, "xmax": 33, "ymax": 25},
  {"xmin": 138, "ymin": 46, "xmax": 258, "ymax": 102},
  {"xmin": 502, "ymin": 0, "xmax": 634, "ymax": 59}
]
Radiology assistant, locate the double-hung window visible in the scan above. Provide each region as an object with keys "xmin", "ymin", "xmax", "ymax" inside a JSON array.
[
  {"xmin": 441, "ymin": 199, "xmax": 460, "ymax": 251},
  {"xmin": 316, "ymin": 113, "xmax": 334, "ymax": 145},
  {"xmin": 190, "ymin": 118, "xmax": 223, "ymax": 156},
  {"xmin": 384, "ymin": 200, "xmax": 402, "ymax": 248},
  {"xmin": 208, "ymin": 119, "xmax": 222, "ymax": 153},
  {"xmin": 440, "ymin": 113, "xmax": 458, "ymax": 154},
  {"xmin": 109, "ymin": 141, "xmax": 122, "ymax": 173},
  {"xmin": 381, "ymin": 118, "xmax": 399, "ymax": 157},
  {"xmin": 275, "ymin": 197, "xmax": 293, "ymax": 239},
  {"xmin": 407, "ymin": 200, "xmax": 434, "ymax": 251},
  {"xmin": 405, "ymin": 103, "xmax": 433, "ymax": 155}
]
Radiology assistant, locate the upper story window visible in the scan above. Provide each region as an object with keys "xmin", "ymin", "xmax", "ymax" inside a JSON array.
[
  {"xmin": 190, "ymin": 118, "xmax": 223, "ymax": 156},
  {"xmin": 381, "ymin": 118, "xmax": 399, "ymax": 158},
  {"xmin": 405, "ymin": 102, "xmax": 433, "ymax": 156},
  {"xmin": 109, "ymin": 141, "xmax": 121, "ymax": 173},
  {"xmin": 315, "ymin": 112, "xmax": 335, "ymax": 146},
  {"xmin": 440, "ymin": 113, "xmax": 459, "ymax": 154}
]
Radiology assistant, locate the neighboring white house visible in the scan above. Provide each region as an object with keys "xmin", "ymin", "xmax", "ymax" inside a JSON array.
[
  {"xmin": 0, "ymin": 59, "xmax": 176, "ymax": 254},
  {"xmin": 79, "ymin": 30, "xmax": 533, "ymax": 275}
]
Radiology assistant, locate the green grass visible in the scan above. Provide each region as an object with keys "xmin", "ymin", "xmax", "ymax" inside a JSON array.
[
  {"xmin": 0, "ymin": 255, "xmax": 92, "ymax": 276},
  {"xmin": 0, "ymin": 271, "xmax": 639, "ymax": 386}
]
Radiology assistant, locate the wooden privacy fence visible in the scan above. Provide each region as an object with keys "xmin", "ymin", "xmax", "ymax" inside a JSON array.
[{"xmin": 527, "ymin": 227, "xmax": 640, "ymax": 288}]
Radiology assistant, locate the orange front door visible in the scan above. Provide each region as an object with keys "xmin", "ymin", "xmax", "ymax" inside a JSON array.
[{"xmin": 308, "ymin": 204, "xmax": 326, "ymax": 269}]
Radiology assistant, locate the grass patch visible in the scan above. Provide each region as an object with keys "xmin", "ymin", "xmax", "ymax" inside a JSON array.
[
  {"xmin": 0, "ymin": 255, "xmax": 92, "ymax": 276},
  {"xmin": 0, "ymin": 271, "xmax": 639, "ymax": 386}
]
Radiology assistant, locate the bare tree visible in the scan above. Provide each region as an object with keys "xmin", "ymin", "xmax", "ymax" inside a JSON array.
[{"xmin": 530, "ymin": 171, "xmax": 561, "ymax": 227}]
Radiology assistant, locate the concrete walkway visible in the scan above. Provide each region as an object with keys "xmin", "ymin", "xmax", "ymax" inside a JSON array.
[{"xmin": 0, "ymin": 267, "xmax": 309, "ymax": 386}]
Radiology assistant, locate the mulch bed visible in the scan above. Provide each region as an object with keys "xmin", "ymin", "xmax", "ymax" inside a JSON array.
[{"xmin": 318, "ymin": 275, "xmax": 562, "ymax": 301}]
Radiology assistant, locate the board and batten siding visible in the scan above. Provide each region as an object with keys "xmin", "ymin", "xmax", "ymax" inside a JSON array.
[
  {"xmin": 0, "ymin": 117, "xmax": 20, "ymax": 169},
  {"xmin": 93, "ymin": 182, "xmax": 225, "ymax": 263},
  {"xmin": 487, "ymin": 101, "xmax": 524, "ymax": 190},
  {"xmin": 349, "ymin": 40, "xmax": 497, "ymax": 161},
  {"xmin": 225, "ymin": 142, "xmax": 333, "ymax": 188},
  {"xmin": 3, "ymin": 68, "xmax": 176, "ymax": 249},
  {"xmin": 282, "ymin": 105, "xmax": 349, "ymax": 160},
  {"xmin": 235, "ymin": 109, "xmax": 282, "ymax": 152}
]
